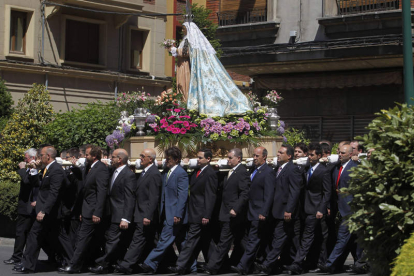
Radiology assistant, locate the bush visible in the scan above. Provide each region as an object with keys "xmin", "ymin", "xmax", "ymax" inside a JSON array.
[
  {"xmin": 0, "ymin": 180, "xmax": 20, "ymax": 220},
  {"xmin": 283, "ymin": 128, "xmax": 310, "ymax": 147},
  {"xmin": 345, "ymin": 103, "xmax": 414, "ymax": 276},
  {"xmin": 0, "ymin": 84, "xmax": 54, "ymax": 182},
  {"xmin": 0, "ymin": 79, "xmax": 13, "ymax": 117},
  {"xmin": 45, "ymin": 101, "xmax": 120, "ymax": 152},
  {"xmin": 391, "ymin": 231, "xmax": 414, "ymax": 276}
]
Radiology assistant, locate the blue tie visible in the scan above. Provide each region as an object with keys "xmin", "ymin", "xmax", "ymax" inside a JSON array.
[
  {"xmin": 307, "ymin": 167, "xmax": 313, "ymax": 183},
  {"xmin": 251, "ymin": 169, "xmax": 258, "ymax": 180}
]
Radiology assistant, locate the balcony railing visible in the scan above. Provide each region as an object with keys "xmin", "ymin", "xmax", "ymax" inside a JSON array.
[
  {"xmin": 337, "ymin": 0, "xmax": 400, "ymax": 15},
  {"xmin": 217, "ymin": 9, "xmax": 267, "ymax": 27}
]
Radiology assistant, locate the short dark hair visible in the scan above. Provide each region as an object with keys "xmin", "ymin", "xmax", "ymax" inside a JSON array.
[
  {"xmin": 199, "ymin": 148, "xmax": 213, "ymax": 160},
  {"xmin": 352, "ymin": 140, "xmax": 364, "ymax": 152},
  {"xmin": 165, "ymin": 146, "xmax": 182, "ymax": 163},
  {"xmin": 87, "ymin": 145, "xmax": 102, "ymax": 160},
  {"xmin": 68, "ymin": 147, "xmax": 80, "ymax": 159},
  {"xmin": 320, "ymin": 143, "xmax": 331, "ymax": 155},
  {"xmin": 102, "ymin": 149, "xmax": 108, "ymax": 157},
  {"xmin": 230, "ymin": 148, "xmax": 243, "ymax": 160},
  {"xmin": 294, "ymin": 142, "xmax": 308, "ymax": 154},
  {"xmin": 79, "ymin": 144, "xmax": 89, "ymax": 154},
  {"xmin": 308, "ymin": 143, "xmax": 322, "ymax": 156},
  {"xmin": 281, "ymin": 144, "xmax": 294, "ymax": 160},
  {"xmin": 262, "ymin": 148, "xmax": 268, "ymax": 158}
]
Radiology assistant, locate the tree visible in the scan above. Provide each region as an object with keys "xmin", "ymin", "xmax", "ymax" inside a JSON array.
[
  {"xmin": 0, "ymin": 84, "xmax": 54, "ymax": 182},
  {"xmin": 0, "ymin": 79, "xmax": 13, "ymax": 117},
  {"xmin": 345, "ymin": 103, "xmax": 414, "ymax": 276}
]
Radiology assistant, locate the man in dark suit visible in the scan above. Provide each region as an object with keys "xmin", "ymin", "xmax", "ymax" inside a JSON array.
[
  {"xmin": 255, "ymin": 144, "xmax": 302, "ymax": 274},
  {"xmin": 139, "ymin": 146, "xmax": 194, "ymax": 274},
  {"xmin": 59, "ymin": 145, "xmax": 109, "ymax": 273},
  {"xmin": 14, "ymin": 146, "xmax": 65, "ymax": 273},
  {"xmin": 320, "ymin": 143, "xmax": 362, "ymax": 274},
  {"xmin": 4, "ymin": 149, "xmax": 38, "ymax": 266},
  {"xmin": 169, "ymin": 148, "xmax": 218, "ymax": 274},
  {"xmin": 203, "ymin": 148, "xmax": 250, "ymax": 275},
  {"xmin": 115, "ymin": 148, "xmax": 162, "ymax": 274},
  {"xmin": 231, "ymin": 147, "xmax": 275, "ymax": 275},
  {"xmin": 89, "ymin": 149, "xmax": 136, "ymax": 273},
  {"xmin": 287, "ymin": 143, "xmax": 331, "ymax": 275}
]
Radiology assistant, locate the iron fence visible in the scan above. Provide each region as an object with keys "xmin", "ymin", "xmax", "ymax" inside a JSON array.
[
  {"xmin": 217, "ymin": 9, "xmax": 267, "ymax": 27},
  {"xmin": 337, "ymin": 0, "xmax": 400, "ymax": 15}
]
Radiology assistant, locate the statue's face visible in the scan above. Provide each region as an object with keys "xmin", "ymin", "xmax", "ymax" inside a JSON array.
[{"xmin": 183, "ymin": 26, "xmax": 187, "ymax": 36}]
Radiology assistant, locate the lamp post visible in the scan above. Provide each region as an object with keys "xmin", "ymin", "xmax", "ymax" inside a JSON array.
[{"xmin": 402, "ymin": 0, "xmax": 414, "ymax": 106}]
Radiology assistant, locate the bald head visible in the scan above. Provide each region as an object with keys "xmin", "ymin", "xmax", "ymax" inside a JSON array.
[
  {"xmin": 111, "ymin": 148, "xmax": 129, "ymax": 168},
  {"xmin": 339, "ymin": 144, "xmax": 352, "ymax": 164},
  {"xmin": 253, "ymin": 146, "xmax": 267, "ymax": 167},
  {"xmin": 140, "ymin": 148, "xmax": 156, "ymax": 168}
]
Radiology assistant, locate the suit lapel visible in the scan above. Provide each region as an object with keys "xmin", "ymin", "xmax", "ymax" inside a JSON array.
[{"xmin": 111, "ymin": 166, "xmax": 126, "ymax": 193}]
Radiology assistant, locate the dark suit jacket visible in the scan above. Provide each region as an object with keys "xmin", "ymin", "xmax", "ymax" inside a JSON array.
[
  {"xmin": 188, "ymin": 165, "xmax": 218, "ymax": 223},
  {"xmin": 135, "ymin": 164, "xmax": 162, "ymax": 223},
  {"xmin": 332, "ymin": 160, "xmax": 358, "ymax": 217},
  {"xmin": 303, "ymin": 163, "xmax": 331, "ymax": 215},
  {"xmin": 29, "ymin": 161, "xmax": 65, "ymax": 218},
  {"xmin": 160, "ymin": 165, "xmax": 189, "ymax": 226},
  {"xmin": 81, "ymin": 160, "xmax": 110, "ymax": 219},
  {"xmin": 105, "ymin": 165, "xmax": 137, "ymax": 223},
  {"xmin": 17, "ymin": 168, "xmax": 36, "ymax": 216},
  {"xmin": 219, "ymin": 164, "xmax": 250, "ymax": 222},
  {"xmin": 248, "ymin": 164, "xmax": 276, "ymax": 221},
  {"xmin": 272, "ymin": 161, "xmax": 303, "ymax": 220}
]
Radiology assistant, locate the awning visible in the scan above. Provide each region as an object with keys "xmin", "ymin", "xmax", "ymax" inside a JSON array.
[{"xmin": 255, "ymin": 70, "xmax": 402, "ymax": 90}]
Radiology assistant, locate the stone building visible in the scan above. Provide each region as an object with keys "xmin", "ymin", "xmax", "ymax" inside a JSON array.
[
  {"xmin": 209, "ymin": 0, "xmax": 408, "ymax": 142},
  {"xmin": 0, "ymin": 0, "xmax": 171, "ymax": 112}
]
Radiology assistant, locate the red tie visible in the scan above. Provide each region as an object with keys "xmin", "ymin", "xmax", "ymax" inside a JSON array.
[
  {"xmin": 336, "ymin": 166, "xmax": 343, "ymax": 194},
  {"xmin": 196, "ymin": 170, "xmax": 201, "ymax": 178}
]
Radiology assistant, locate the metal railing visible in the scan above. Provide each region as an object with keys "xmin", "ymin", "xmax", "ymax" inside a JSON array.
[
  {"xmin": 217, "ymin": 9, "xmax": 267, "ymax": 27},
  {"xmin": 337, "ymin": 0, "xmax": 400, "ymax": 15}
]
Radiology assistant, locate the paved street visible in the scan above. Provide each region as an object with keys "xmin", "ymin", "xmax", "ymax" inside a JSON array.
[{"xmin": 0, "ymin": 239, "xmax": 368, "ymax": 276}]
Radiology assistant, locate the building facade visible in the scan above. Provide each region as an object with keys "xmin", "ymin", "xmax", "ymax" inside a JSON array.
[
  {"xmin": 0, "ymin": 0, "xmax": 171, "ymax": 112},
  {"xmin": 211, "ymin": 0, "xmax": 409, "ymax": 142}
]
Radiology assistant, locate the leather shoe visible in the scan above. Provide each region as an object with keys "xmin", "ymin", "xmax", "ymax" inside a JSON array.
[
  {"xmin": 287, "ymin": 264, "xmax": 302, "ymax": 275},
  {"xmin": 89, "ymin": 265, "xmax": 109, "ymax": 274},
  {"xmin": 13, "ymin": 267, "xmax": 35, "ymax": 274},
  {"xmin": 138, "ymin": 263, "xmax": 155, "ymax": 274},
  {"xmin": 202, "ymin": 266, "xmax": 217, "ymax": 275},
  {"xmin": 168, "ymin": 266, "xmax": 186, "ymax": 275},
  {"xmin": 58, "ymin": 265, "xmax": 81, "ymax": 274},
  {"xmin": 254, "ymin": 262, "xmax": 272, "ymax": 275},
  {"xmin": 4, "ymin": 258, "xmax": 18, "ymax": 265},
  {"xmin": 113, "ymin": 264, "xmax": 131, "ymax": 274},
  {"xmin": 230, "ymin": 265, "xmax": 247, "ymax": 275},
  {"xmin": 14, "ymin": 263, "xmax": 24, "ymax": 270},
  {"xmin": 308, "ymin": 267, "xmax": 322, "ymax": 273},
  {"xmin": 353, "ymin": 265, "xmax": 369, "ymax": 274}
]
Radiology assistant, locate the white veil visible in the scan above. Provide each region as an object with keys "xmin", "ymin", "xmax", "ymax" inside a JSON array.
[{"xmin": 179, "ymin": 22, "xmax": 216, "ymax": 55}]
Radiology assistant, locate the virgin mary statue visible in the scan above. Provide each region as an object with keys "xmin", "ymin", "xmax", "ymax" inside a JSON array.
[{"xmin": 170, "ymin": 22, "xmax": 252, "ymax": 117}]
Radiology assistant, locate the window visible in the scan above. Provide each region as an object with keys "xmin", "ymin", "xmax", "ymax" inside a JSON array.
[
  {"xmin": 130, "ymin": 30, "xmax": 143, "ymax": 69},
  {"xmin": 9, "ymin": 11, "xmax": 27, "ymax": 54},
  {"xmin": 65, "ymin": 19, "xmax": 100, "ymax": 64}
]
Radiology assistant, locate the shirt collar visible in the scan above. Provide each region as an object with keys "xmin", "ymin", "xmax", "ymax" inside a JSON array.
[
  {"xmin": 341, "ymin": 159, "xmax": 351, "ymax": 170},
  {"xmin": 280, "ymin": 162, "xmax": 289, "ymax": 169},
  {"xmin": 255, "ymin": 163, "xmax": 265, "ymax": 171},
  {"xmin": 90, "ymin": 160, "xmax": 99, "ymax": 168},
  {"xmin": 46, "ymin": 160, "xmax": 56, "ymax": 170},
  {"xmin": 200, "ymin": 164, "xmax": 209, "ymax": 172},
  {"xmin": 144, "ymin": 163, "xmax": 154, "ymax": 172},
  {"xmin": 311, "ymin": 163, "xmax": 320, "ymax": 170},
  {"xmin": 169, "ymin": 164, "xmax": 179, "ymax": 173},
  {"xmin": 232, "ymin": 163, "xmax": 241, "ymax": 171},
  {"xmin": 116, "ymin": 164, "xmax": 127, "ymax": 174}
]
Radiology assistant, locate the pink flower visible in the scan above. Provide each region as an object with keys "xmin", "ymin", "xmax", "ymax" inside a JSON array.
[
  {"xmin": 183, "ymin": 121, "xmax": 190, "ymax": 127},
  {"xmin": 168, "ymin": 115, "xmax": 175, "ymax": 120},
  {"xmin": 179, "ymin": 115, "xmax": 191, "ymax": 119},
  {"xmin": 162, "ymin": 122, "xmax": 168, "ymax": 128},
  {"xmin": 167, "ymin": 126, "xmax": 173, "ymax": 132},
  {"xmin": 180, "ymin": 128, "xmax": 187, "ymax": 134},
  {"xmin": 190, "ymin": 123, "xmax": 197, "ymax": 128},
  {"xmin": 174, "ymin": 108, "xmax": 181, "ymax": 113},
  {"xmin": 160, "ymin": 118, "xmax": 166, "ymax": 124},
  {"xmin": 172, "ymin": 128, "xmax": 180, "ymax": 134},
  {"xmin": 173, "ymin": 121, "xmax": 183, "ymax": 125}
]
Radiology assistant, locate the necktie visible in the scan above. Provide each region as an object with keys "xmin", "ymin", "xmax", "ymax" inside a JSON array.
[
  {"xmin": 336, "ymin": 165, "xmax": 344, "ymax": 194},
  {"xmin": 251, "ymin": 169, "xmax": 258, "ymax": 180},
  {"xmin": 141, "ymin": 170, "xmax": 146, "ymax": 178},
  {"xmin": 196, "ymin": 170, "xmax": 201, "ymax": 178},
  {"xmin": 307, "ymin": 167, "xmax": 313, "ymax": 182},
  {"xmin": 110, "ymin": 170, "xmax": 118, "ymax": 191},
  {"xmin": 227, "ymin": 169, "xmax": 234, "ymax": 179},
  {"xmin": 42, "ymin": 168, "xmax": 48, "ymax": 177},
  {"xmin": 276, "ymin": 166, "xmax": 283, "ymax": 177},
  {"xmin": 167, "ymin": 169, "xmax": 172, "ymax": 180}
]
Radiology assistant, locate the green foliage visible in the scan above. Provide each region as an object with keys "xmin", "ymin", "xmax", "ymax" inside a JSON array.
[
  {"xmin": 155, "ymin": 132, "xmax": 204, "ymax": 158},
  {"xmin": 0, "ymin": 79, "xmax": 14, "ymax": 117},
  {"xmin": 345, "ymin": 103, "xmax": 414, "ymax": 276},
  {"xmin": 0, "ymin": 117, "xmax": 9, "ymax": 133},
  {"xmin": 0, "ymin": 84, "xmax": 54, "ymax": 182},
  {"xmin": 391, "ymin": 231, "xmax": 414, "ymax": 276},
  {"xmin": 0, "ymin": 180, "xmax": 20, "ymax": 220},
  {"xmin": 181, "ymin": 4, "xmax": 223, "ymax": 58},
  {"xmin": 45, "ymin": 101, "xmax": 120, "ymax": 152},
  {"xmin": 331, "ymin": 143, "xmax": 339, "ymax": 154},
  {"xmin": 283, "ymin": 128, "xmax": 310, "ymax": 147}
]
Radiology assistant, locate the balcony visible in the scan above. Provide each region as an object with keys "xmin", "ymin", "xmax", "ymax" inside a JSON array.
[
  {"xmin": 319, "ymin": 0, "xmax": 408, "ymax": 39},
  {"xmin": 217, "ymin": 9, "xmax": 267, "ymax": 27},
  {"xmin": 336, "ymin": 0, "xmax": 400, "ymax": 16}
]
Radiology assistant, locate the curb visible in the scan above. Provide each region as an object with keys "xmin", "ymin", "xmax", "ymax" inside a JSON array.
[{"xmin": 0, "ymin": 238, "xmax": 15, "ymax": 247}]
